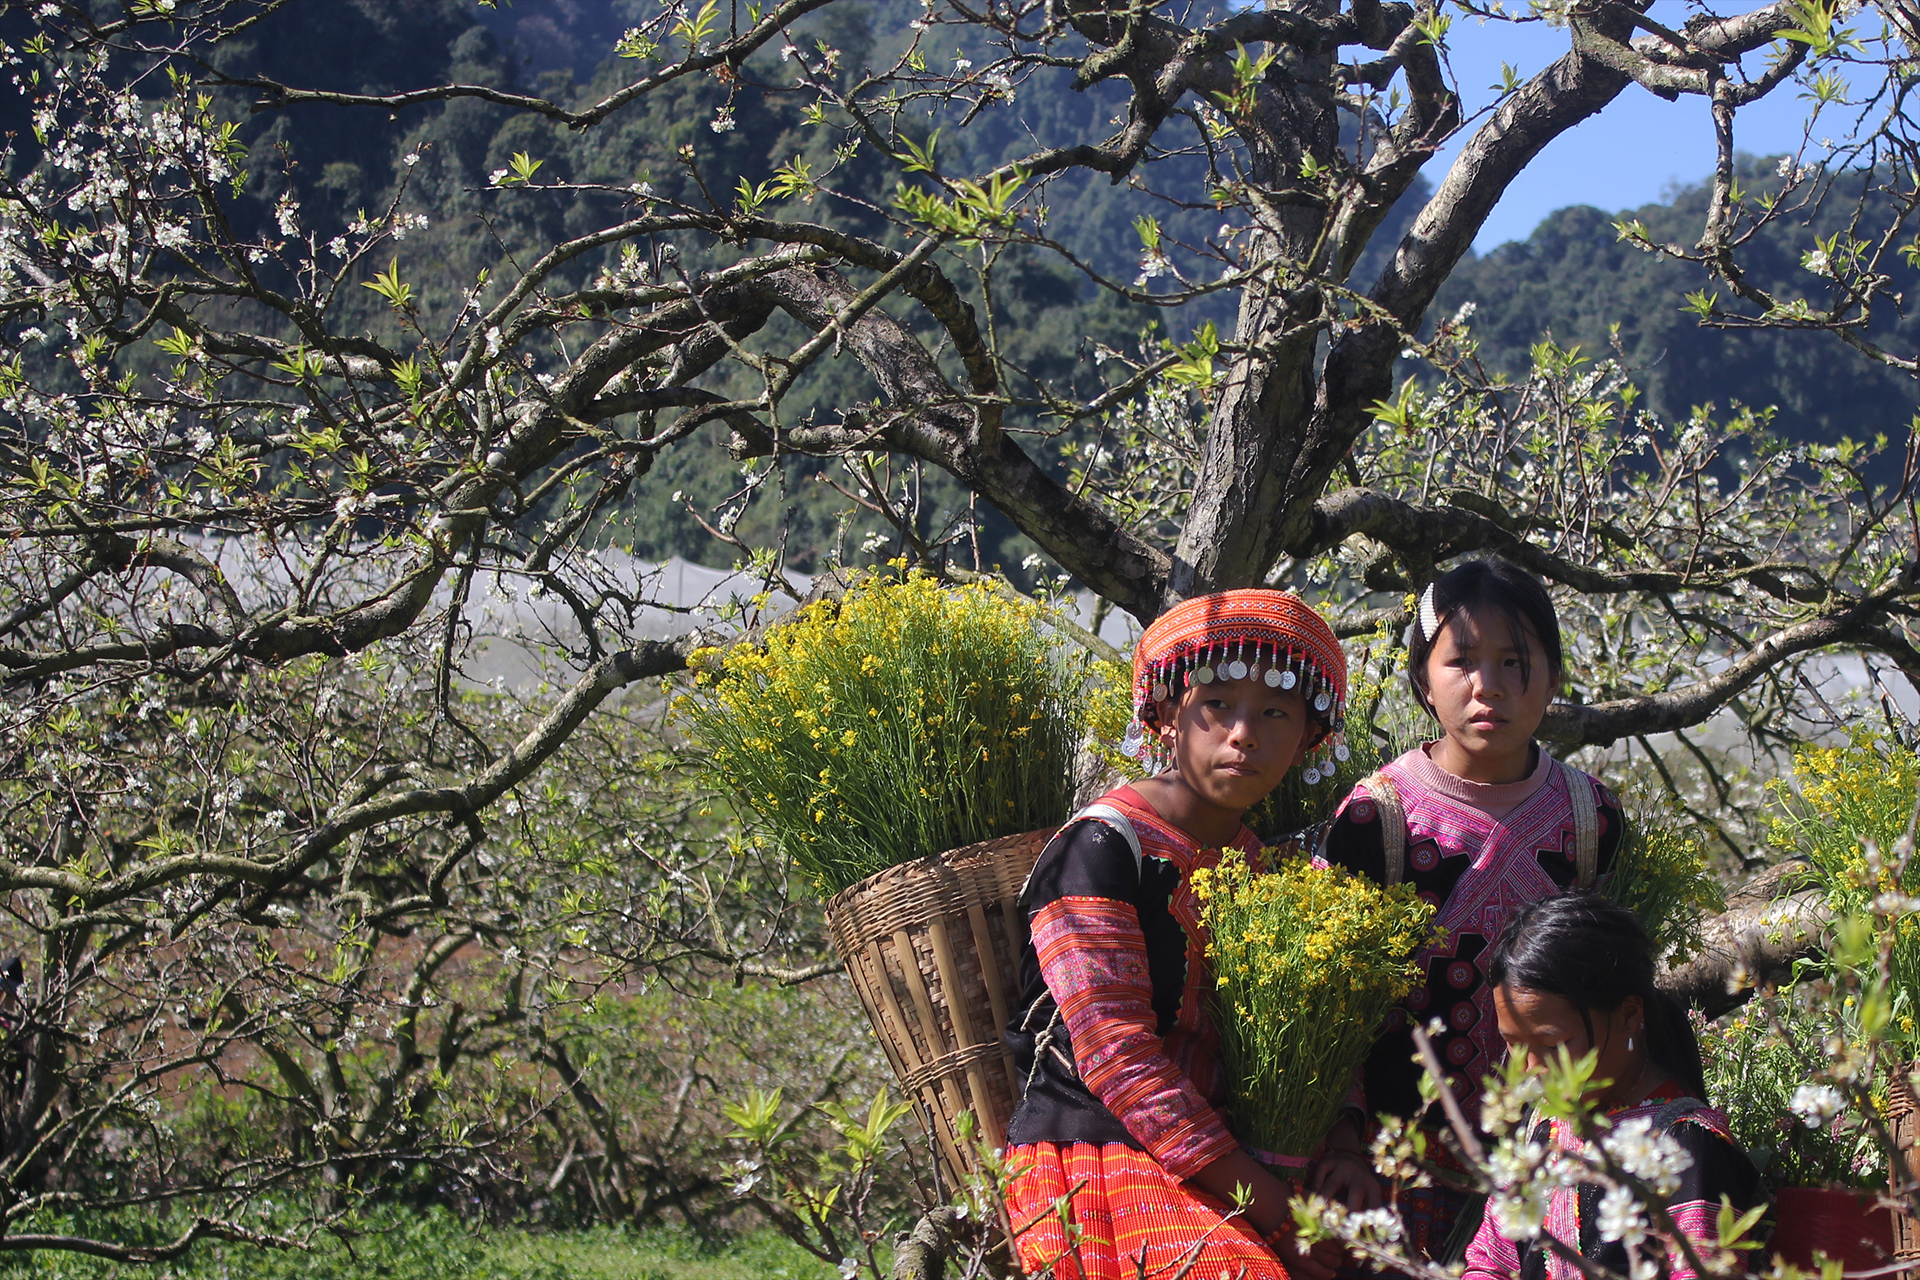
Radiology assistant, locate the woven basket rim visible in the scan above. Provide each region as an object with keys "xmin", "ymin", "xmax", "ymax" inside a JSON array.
[{"xmin": 823, "ymin": 826, "xmax": 1054, "ymax": 915}]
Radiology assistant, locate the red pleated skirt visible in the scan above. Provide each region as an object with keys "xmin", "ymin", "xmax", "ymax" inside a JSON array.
[{"xmin": 1005, "ymin": 1142, "xmax": 1291, "ymax": 1280}]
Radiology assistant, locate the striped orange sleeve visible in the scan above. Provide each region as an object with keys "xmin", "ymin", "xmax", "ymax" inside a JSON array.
[{"xmin": 1030, "ymin": 894, "xmax": 1237, "ymax": 1178}]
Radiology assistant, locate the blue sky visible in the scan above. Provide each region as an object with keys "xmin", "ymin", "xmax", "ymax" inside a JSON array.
[{"xmin": 1420, "ymin": 6, "xmax": 1825, "ymax": 249}]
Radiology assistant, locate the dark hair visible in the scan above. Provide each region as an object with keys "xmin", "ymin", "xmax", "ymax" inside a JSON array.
[
  {"xmin": 1407, "ymin": 558, "xmax": 1564, "ymax": 717},
  {"xmin": 1487, "ymin": 890, "xmax": 1706, "ymax": 1101}
]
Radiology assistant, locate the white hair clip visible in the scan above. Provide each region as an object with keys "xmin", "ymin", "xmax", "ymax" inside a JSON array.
[{"xmin": 1417, "ymin": 583, "xmax": 1441, "ymax": 642}]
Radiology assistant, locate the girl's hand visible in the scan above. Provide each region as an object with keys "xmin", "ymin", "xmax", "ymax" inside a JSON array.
[
  {"xmin": 1270, "ymin": 1227, "xmax": 1344, "ymax": 1280},
  {"xmin": 1189, "ymin": 1150, "xmax": 1343, "ymax": 1280},
  {"xmin": 1306, "ymin": 1115, "xmax": 1385, "ymax": 1212}
]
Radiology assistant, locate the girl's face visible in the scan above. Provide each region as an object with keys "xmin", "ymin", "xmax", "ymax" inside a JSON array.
[
  {"xmin": 1154, "ymin": 678, "xmax": 1313, "ymax": 817},
  {"xmin": 1422, "ymin": 604, "xmax": 1555, "ymax": 780},
  {"xmin": 1492, "ymin": 982, "xmax": 1643, "ymax": 1105}
]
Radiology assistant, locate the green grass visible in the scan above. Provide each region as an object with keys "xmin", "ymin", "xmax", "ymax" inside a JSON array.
[
  {"xmin": 0, "ymin": 1211, "xmax": 840, "ymax": 1280},
  {"xmin": 487, "ymin": 1225, "xmax": 840, "ymax": 1280}
]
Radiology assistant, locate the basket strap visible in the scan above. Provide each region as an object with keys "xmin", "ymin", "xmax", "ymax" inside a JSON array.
[
  {"xmin": 1362, "ymin": 772, "xmax": 1408, "ymax": 887},
  {"xmin": 1076, "ymin": 804, "xmax": 1143, "ymax": 875},
  {"xmin": 1560, "ymin": 759, "xmax": 1599, "ymax": 889},
  {"xmin": 1016, "ymin": 803, "xmax": 1142, "ymax": 907}
]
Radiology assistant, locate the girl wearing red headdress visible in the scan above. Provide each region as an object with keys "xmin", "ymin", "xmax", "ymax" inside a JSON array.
[{"xmin": 1002, "ymin": 590, "xmax": 1350, "ymax": 1280}]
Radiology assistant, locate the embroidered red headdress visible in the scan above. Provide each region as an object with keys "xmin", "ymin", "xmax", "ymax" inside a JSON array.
[{"xmin": 1128, "ymin": 589, "xmax": 1349, "ymax": 782}]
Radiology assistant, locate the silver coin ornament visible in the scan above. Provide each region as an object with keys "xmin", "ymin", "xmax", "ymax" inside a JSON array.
[
  {"xmin": 1228, "ymin": 660, "xmax": 1248, "ymax": 681},
  {"xmin": 1195, "ymin": 666, "xmax": 1214, "ymax": 684},
  {"xmin": 1151, "ymin": 681, "xmax": 1170, "ymax": 702},
  {"xmin": 1279, "ymin": 670, "xmax": 1297, "ymax": 689},
  {"xmin": 1264, "ymin": 668, "xmax": 1282, "ymax": 687},
  {"xmin": 1304, "ymin": 766, "xmax": 1322, "ymax": 785},
  {"xmin": 1120, "ymin": 721, "xmax": 1145, "ymax": 758},
  {"xmin": 1334, "ymin": 742, "xmax": 1351, "ymax": 762},
  {"xmin": 1314, "ymin": 691, "xmax": 1331, "ymax": 712}
]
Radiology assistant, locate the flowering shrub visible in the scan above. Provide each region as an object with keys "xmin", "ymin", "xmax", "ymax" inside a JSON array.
[
  {"xmin": 1770, "ymin": 733, "xmax": 1920, "ymax": 1047},
  {"xmin": 1696, "ymin": 991, "xmax": 1882, "ymax": 1188},
  {"xmin": 1193, "ymin": 849, "xmax": 1434, "ymax": 1159},
  {"xmin": 679, "ymin": 571, "xmax": 1080, "ymax": 895}
]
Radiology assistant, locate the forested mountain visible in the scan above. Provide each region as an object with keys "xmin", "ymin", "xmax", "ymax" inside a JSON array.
[
  {"xmin": 1437, "ymin": 167, "xmax": 1920, "ymax": 446},
  {"xmin": 471, "ymin": 2, "xmax": 1917, "ymax": 450}
]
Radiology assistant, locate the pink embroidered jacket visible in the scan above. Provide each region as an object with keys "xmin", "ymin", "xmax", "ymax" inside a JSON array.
[
  {"xmin": 1465, "ymin": 1091, "xmax": 1758, "ymax": 1280},
  {"xmin": 1002, "ymin": 786, "xmax": 1256, "ymax": 1178},
  {"xmin": 1320, "ymin": 744, "xmax": 1624, "ymax": 1125}
]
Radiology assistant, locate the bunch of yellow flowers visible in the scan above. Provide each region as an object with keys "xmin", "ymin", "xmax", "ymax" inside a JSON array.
[
  {"xmin": 678, "ymin": 569, "xmax": 1080, "ymax": 897},
  {"xmin": 1194, "ymin": 849, "xmax": 1435, "ymax": 1160}
]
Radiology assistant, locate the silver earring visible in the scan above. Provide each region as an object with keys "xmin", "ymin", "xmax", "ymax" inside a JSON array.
[{"xmin": 1627, "ymin": 1036, "xmax": 1634, "ymax": 1051}]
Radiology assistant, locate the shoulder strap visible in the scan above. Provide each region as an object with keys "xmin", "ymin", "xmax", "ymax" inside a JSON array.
[
  {"xmin": 1076, "ymin": 803, "xmax": 1144, "ymax": 877},
  {"xmin": 1559, "ymin": 760, "xmax": 1599, "ymax": 889},
  {"xmin": 1361, "ymin": 772, "xmax": 1409, "ymax": 887},
  {"xmin": 1015, "ymin": 803, "xmax": 1144, "ymax": 907}
]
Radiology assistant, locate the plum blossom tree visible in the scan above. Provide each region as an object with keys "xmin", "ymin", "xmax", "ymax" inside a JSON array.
[{"xmin": 0, "ymin": 0, "xmax": 1914, "ymax": 1259}]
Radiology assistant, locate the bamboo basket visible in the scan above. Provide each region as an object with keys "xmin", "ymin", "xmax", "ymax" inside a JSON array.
[
  {"xmin": 1889, "ymin": 1060, "xmax": 1920, "ymax": 1276},
  {"xmin": 824, "ymin": 829, "xmax": 1052, "ymax": 1183}
]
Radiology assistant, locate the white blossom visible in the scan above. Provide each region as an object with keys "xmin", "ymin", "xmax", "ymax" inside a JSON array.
[
  {"xmin": 1595, "ymin": 1183, "xmax": 1648, "ymax": 1246},
  {"xmin": 1600, "ymin": 1116, "xmax": 1691, "ymax": 1197},
  {"xmin": 1790, "ymin": 1083, "xmax": 1843, "ymax": 1128}
]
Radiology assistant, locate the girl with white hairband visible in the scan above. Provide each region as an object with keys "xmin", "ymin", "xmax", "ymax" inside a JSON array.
[{"xmin": 1305, "ymin": 559, "xmax": 1626, "ymax": 1262}]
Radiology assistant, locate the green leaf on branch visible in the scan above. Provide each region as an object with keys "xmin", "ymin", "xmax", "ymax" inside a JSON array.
[
  {"xmin": 154, "ymin": 327, "xmax": 196, "ymax": 358},
  {"xmin": 1369, "ymin": 377, "xmax": 1427, "ymax": 433},
  {"xmin": 615, "ymin": 28, "xmax": 660, "ymax": 59},
  {"xmin": 1412, "ymin": 9, "xmax": 1453, "ymax": 46},
  {"xmin": 817, "ymin": 1087, "xmax": 911, "ymax": 1163},
  {"xmin": 768, "ymin": 157, "xmax": 817, "ymax": 203},
  {"xmin": 1164, "ymin": 321, "xmax": 1220, "ymax": 389},
  {"xmin": 734, "ymin": 176, "xmax": 775, "ymax": 217},
  {"xmin": 1801, "ymin": 70, "xmax": 1849, "ymax": 103},
  {"xmin": 1716, "ymin": 1195, "xmax": 1768, "ymax": 1252},
  {"xmin": 1528, "ymin": 336, "xmax": 1588, "ymax": 377},
  {"xmin": 893, "ymin": 130, "xmax": 939, "ymax": 176},
  {"xmin": 362, "ymin": 258, "xmax": 415, "ymax": 311},
  {"xmin": 892, "ymin": 165, "xmax": 1027, "ymax": 246},
  {"xmin": 501, "ymin": 151, "xmax": 544, "ymax": 186},
  {"xmin": 271, "ymin": 344, "xmax": 326, "ymax": 382},
  {"xmin": 673, "ymin": 0, "xmax": 720, "ymax": 50},
  {"xmin": 723, "ymin": 1087, "xmax": 786, "ymax": 1146},
  {"xmin": 391, "ymin": 356, "xmax": 425, "ymax": 400},
  {"xmin": 1774, "ymin": 0, "xmax": 1861, "ymax": 58},
  {"xmin": 1210, "ymin": 42, "xmax": 1276, "ymax": 116},
  {"xmin": 1682, "ymin": 289, "xmax": 1720, "ymax": 320}
]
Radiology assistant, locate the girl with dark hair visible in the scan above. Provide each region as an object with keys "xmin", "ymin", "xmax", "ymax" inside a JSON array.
[
  {"xmin": 1310, "ymin": 559, "xmax": 1627, "ymax": 1255},
  {"xmin": 1466, "ymin": 890, "xmax": 1759, "ymax": 1280},
  {"xmin": 1004, "ymin": 591, "xmax": 1349, "ymax": 1280}
]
